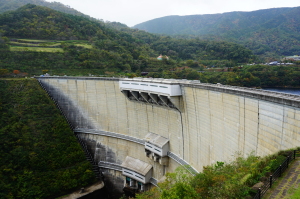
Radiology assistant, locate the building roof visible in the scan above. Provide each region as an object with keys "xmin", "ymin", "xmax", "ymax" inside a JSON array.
[
  {"xmin": 144, "ymin": 132, "xmax": 169, "ymax": 148},
  {"xmin": 121, "ymin": 156, "xmax": 152, "ymax": 176},
  {"xmin": 157, "ymin": 54, "xmax": 169, "ymax": 60},
  {"xmin": 284, "ymin": 55, "xmax": 300, "ymax": 60}
]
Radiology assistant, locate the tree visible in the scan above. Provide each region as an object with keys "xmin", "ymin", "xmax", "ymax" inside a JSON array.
[
  {"xmin": 42, "ymin": 70, "xmax": 49, "ymax": 74},
  {"xmin": 0, "ymin": 36, "xmax": 9, "ymax": 50},
  {"xmin": 0, "ymin": 69, "xmax": 9, "ymax": 76},
  {"xmin": 186, "ymin": 71, "xmax": 200, "ymax": 80},
  {"xmin": 136, "ymin": 166, "xmax": 197, "ymax": 199},
  {"xmin": 13, "ymin": 70, "xmax": 21, "ymax": 75},
  {"xmin": 225, "ymin": 60, "xmax": 235, "ymax": 70}
]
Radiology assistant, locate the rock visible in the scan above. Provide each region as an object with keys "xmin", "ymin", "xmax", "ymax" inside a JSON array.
[
  {"xmin": 252, "ymin": 182, "xmax": 264, "ymax": 191},
  {"xmin": 260, "ymin": 176, "xmax": 268, "ymax": 182}
]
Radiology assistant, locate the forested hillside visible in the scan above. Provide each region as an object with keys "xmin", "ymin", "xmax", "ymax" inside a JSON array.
[
  {"xmin": 109, "ymin": 24, "xmax": 253, "ymax": 62},
  {"xmin": 1, "ymin": 4, "xmax": 299, "ymax": 89},
  {"xmin": 1, "ymin": 0, "xmax": 298, "ymax": 59},
  {"xmin": 0, "ymin": 79, "xmax": 96, "ymax": 198},
  {"xmin": 0, "ymin": 0, "xmax": 90, "ymax": 18},
  {"xmin": 0, "ymin": 4, "xmax": 104, "ymax": 40},
  {"xmin": 133, "ymin": 7, "xmax": 300, "ymax": 57},
  {"xmin": 0, "ymin": 4, "xmax": 254, "ymax": 76}
]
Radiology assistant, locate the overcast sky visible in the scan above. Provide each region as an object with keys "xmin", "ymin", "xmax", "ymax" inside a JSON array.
[{"xmin": 45, "ymin": 0, "xmax": 299, "ymax": 27}]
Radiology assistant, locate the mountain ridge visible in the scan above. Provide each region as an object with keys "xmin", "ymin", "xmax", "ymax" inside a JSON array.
[
  {"xmin": 0, "ymin": 0, "xmax": 90, "ymax": 18},
  {"xmin": 0, "ymin": 4, "xmax": 104, "ymax": 40},
  {"xmin": 133, "ymin": 7, "xmax": 300, "ymax": 57},
  {"xmin": 133, "ymin": 7, "xmax": 294, "ymax": 33}
]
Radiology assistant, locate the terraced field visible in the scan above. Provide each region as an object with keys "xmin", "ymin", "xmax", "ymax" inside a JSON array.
[
  {"xmin": 9, "ymin": 39, "xmax": 93, "ymax": 52},
  {"xmin": 10, "ymin": 46, "xmax": 64, "ymax": 52}
]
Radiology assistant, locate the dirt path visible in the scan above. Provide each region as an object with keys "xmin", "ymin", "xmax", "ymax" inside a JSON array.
[{"xmin": 266, "ymin": 159, "xmax": 300, "ymax": 199}]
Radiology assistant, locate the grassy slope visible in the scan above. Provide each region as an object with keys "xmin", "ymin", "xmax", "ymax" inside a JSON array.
[
  {"xmin": 10, "ymin": 46, "xmax": 64, "ymax": 52},
  {"xmin": 9, "ymin": 39, "xmax": 93, "ymax": 52},
  {"xmin": 0, "ymin": 79, "xmax": 96, "ymax": 198}
]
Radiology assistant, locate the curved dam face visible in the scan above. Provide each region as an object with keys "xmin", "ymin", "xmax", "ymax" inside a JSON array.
[{"xmin": 37, "ymin": 77, "xmax": 300, "ymax": 195}]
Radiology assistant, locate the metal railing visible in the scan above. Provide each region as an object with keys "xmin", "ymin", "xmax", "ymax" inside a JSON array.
[
  {"xmin": 75, "ymin": 128, "xmax": 198, "ymax": 176},
  {"xmin": 98, "ymin": 161, "xmax": 123, "ymax": 171},
  {"xmin": 37, "ymin": 76, "xmax": 300, "ymax": 109},
  {"xmin": 97, "ymin": 161, "xmax": 158, "ymax": 186},
  {"xmin": 167, "ymin": 152, "xmax": 198, "ymax": 175},
  {"xmin": 149, "ymin": 177, "xmax": 158, "ymax": 186},
  {"xmin": 74, "ymin": 128, "xmax": 145, "ymax": 145},
  {"xmin": 183, "ymin": 83, "xmax": 300, "ymax": 109},
  {"xmin": 253, "ymin": 150, "xmax": 299, "ymax": 199}
]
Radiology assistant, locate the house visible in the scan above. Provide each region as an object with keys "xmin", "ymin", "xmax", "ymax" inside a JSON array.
[
  {"xmin": 283, "ymin": 55, "xmax": 300, "ymax": 61},
  {"xmin": 157, "ymin": 55, "xmax": 169, "ymax": 60}
]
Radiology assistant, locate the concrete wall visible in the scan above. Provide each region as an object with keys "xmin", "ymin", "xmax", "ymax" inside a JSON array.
[
  {"xmin": 38, "ymin": 77, "xmax": 300, "ymax": 193},
  {"xmin": 179, "ymin": 85, "xmax": 300, "ymax": 171}
]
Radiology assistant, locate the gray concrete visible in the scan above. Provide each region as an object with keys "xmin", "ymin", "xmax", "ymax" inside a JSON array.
[{"xmin": 37, "ymin": 76, "xmax": 300, "ymax": 193}]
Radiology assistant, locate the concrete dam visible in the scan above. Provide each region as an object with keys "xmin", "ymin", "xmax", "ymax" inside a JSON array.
[{"xmin": 37, "ymin": 76, "xmax": 300, "ymax": 196}]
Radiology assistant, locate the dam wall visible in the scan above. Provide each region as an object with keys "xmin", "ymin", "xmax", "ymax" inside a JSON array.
[{"xmin": 37, "ymin": 76, "xmax": 300, "ymax": 194}]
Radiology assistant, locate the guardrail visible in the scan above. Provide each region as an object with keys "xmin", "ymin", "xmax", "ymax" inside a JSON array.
[
  {"xmin": 74, "ymin": 128, "xmax": 145, "ymax": 145},
  {"xmin": 98, "ymin": 161, "xmax": 123, "ymax": 171},
  {"xmin": 37, "ymin": 76, "xmax": 300, "ymax": 109},
  {"xmin": 167, "ymin": 151, "xmax": 198, "ymax": 175},
  {"xmin": 149, "ymin": 177, "xmax": 158, "ymax": 186},
  {"xmin": 98, "ymin": 161, "xmax": 158, "ymax": 186},
  {"xmin": 75, "ymin": 128, "xmax": 198, "ymax": 175},
  {"xmin": 253, "ymin": 150, "xmax": 299, "ymax": 199},
  {"xmin": 183, "ymin": 83, "xmax": 300, "ymax": 108}
]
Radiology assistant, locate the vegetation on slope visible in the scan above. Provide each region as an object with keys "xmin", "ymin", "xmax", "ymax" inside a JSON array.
[
  {"xmin": 133, "ymin": 7, "xmax": 296, "ymax": 36},
  {"xmin": 0, "ymin": 4, "xmax": 254, "ymax": 77},
  {"xmin": 8, "ymin": 39, "xmax": 92, "ymax": 53},
  {"xmin": 107, "ymin": 22, "xmax": 254, "ymax": 62},
  {"xmin": 0, "ymin": 4, "xmax": 104, "ymax": 40},
  {"xmin": 136, "ymin": 151, "xmax": 292, "ymax": 199},
  {"xmin": 1, "ymin": 4, "xmax": 299, "ymax": 88},
  {"xmin": 0, "ymin": 79, "xmax": 96, "ymax": 198},
  {"xmin": 133, "ymin": 7, "xmax": 300, "ymax": 58},
  {"xmin": 0, "ymin": 0, "xmax": 90, "ymax": 18},
  {"xmin": 200, "ymin": 64, "xmax": 300, "ymax": 88}
]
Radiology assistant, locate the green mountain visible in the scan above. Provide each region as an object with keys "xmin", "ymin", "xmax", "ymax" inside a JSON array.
[
  {"xmin": 104, "ymin": 22, "xmax": 253, "ymax": 63},
  {"xmin": 0, "ymin": 4, "xmax": 105, "ymax": 40},
  {"xmin": 0, "ymin": 0, "xmax": 89, "ymax": 17},
  {"xmin": 0, "ymin": 79, "xmax": 96, "ymax": 198},
  {"xmin": 0, "ymin": 4, "xmax": 254, "ymax": 78},
  {"xmin": 0, "ymin": 2, "xmax": 254, "ymax": 63},
  {"xmin": 133, "ymin": 7, "xmax": 300, "ymax": 56}
]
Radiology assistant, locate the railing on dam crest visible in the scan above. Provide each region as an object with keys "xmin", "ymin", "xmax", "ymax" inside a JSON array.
[
  {"xmin": 253, "ymin": 150, "xmax": 299, "ymax": 199},
  {"xmin": 37, "ymin": 76, "xmax": 300, "ymax": 108}
]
